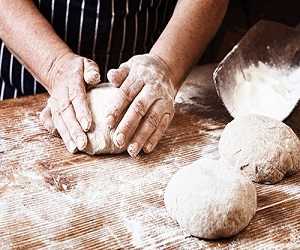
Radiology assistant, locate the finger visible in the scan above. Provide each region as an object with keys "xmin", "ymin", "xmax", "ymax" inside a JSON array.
[
  {"xmin": 60, "ymin": 104, "xmax": 88, "ymax": 151},
  {"xmin": 106, "ymin": 77, "xmax": 145, "ymax": 129},
  {"xmin": 83, "ymin": 58, "xmax": 101, "ymax": 85},
  {"xmin": 69, "ymin": 82, "xmax": 92, "ymax": 132},
  {"xmin": 112, "ymin": 84, "xmax": 160, "ymax": 148},
  {"xmin": 52, "ymin": 111, "xmax": 77, "ymax": 153},
  {"xmin": 39, "ymin": 104, "xmax": 57, "ymax": 134},
  {"xmin": 127, "ymin": 100, "xmax": 166, "ymax": 157},
  {"xmin": 143, "ymin": 113, "xmax": 172, "ymax": 154},
  {"xmin": 107, "ymin": 65, "xmax": 130, "ymax": 87}
]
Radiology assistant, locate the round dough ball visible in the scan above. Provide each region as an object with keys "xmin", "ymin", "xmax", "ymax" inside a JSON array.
[
  {"xmin": 219, "ymin": 114, "xmax": 300, "ymax": 184},
  {"xmin": 83, "ymin": 84, "xmax": 128, "ymax": 155},
  {"xmin": 164, "ymin": 158, "xmax": 257, "ymax": 239}
]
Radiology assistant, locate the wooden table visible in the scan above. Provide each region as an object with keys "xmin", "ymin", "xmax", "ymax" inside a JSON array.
[{"xmin": 0, "ymin": 65, "xmax": 299, "ymax": 250}]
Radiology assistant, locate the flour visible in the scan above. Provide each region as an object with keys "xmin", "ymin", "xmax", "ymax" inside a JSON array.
[
  {"xmin": 123, "ymin": 207, "xmax": 188, "ymax": 249},
  {"xmin": 233, "ymin": 62, "xmax": 300, "ymax": 121},
  {"xmin": 0, "ymin": 168, "xmax": 76, "ymax": 236}
]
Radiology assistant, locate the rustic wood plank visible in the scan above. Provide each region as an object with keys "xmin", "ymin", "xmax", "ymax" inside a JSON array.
[{"xmin": 0, "ymin": 64, "xmax": 299, "ymax": 249}]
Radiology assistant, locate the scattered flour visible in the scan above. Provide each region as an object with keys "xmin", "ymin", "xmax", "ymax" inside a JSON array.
[
  {"xmin": 123, "ymin": 207, "xmax": 190, "ymax": 249},
  {"xmin": 233, "ymin": 62, "xmax": 300, "ymax": 121}
]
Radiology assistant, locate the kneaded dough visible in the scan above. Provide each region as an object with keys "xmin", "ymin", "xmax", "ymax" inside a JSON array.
[
  {"xmin": 219, "ymin": 114, "xmax": 300, "ymax": 184},
  {"xmin": 164, "ymin": 158, "xmax": 257, "ymax": 239},
  {"xmin": 83, "ymin": 84, "xmax": 128, "ymax": 155}
]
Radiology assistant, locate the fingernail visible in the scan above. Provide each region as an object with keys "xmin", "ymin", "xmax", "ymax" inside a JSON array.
[
  {"xmin": 128, "ymin": 142, "xmax": 139, "ymax": 157},
  {"xmin": 91, "ymin": 70, "xmax": 100, "ymax": 82},
  {"xmin": 145, "ymin": 143, "xmax": 153, "ymax": 153},
  {"xmin": 107, "ymin": 69, "xmax": 116, "ymax": 81},
  {"xmin": 81, "ymin": 118, "xmax": 90, "ymax": 131},
  {"xmin": 68, "ymin": 141, "xmax": 77, "ymax": 153},
  {"xmin": 115, "ymin": 133, "xmax": 125, "ymax": 147},
  {"xmin": 77, "ymin": 135, "xmax": 87, "ymax": 150},
  {"xmin": 106, "ymin": 115, "xmax": 114, "ymax": 128},
  {"xmin": 86, "ymin": 69, "xmax": 100, "ymax": 84}
]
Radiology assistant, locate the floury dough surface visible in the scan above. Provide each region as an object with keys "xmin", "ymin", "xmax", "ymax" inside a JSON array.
[
  {"xmin": 83, "ymin": 84, "xmax": 127, "ymax": 155},
  {"xmin": 164, "ymin": 158, "xmax": 257, "ymax": 239},
  {"xmin": 233, "ymin": 62, "xmax": 300, "ymax": 121},
  {"xmin": 219, "ymin": 114, "xmax": 300, "ymax": 184}
]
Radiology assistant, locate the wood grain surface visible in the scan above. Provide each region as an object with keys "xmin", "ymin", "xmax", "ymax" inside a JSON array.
[{"xmin": 0, "ymin": 65, "xmax": 299, "ymax": 250}]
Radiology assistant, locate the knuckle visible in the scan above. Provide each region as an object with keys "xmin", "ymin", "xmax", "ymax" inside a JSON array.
[
  {"xmin": 151, "ymin": 83, "xmax": 163, "ymax": 93},
  {"xmin": 121, "ymin": 121, "xmax": 132, "ymax": 132},
  {"xmin": 146, "ymin": 111, "xmax": 160, "ymax": 128},
  {"xmin": 67, "ymin": 64, "xmax": 83, "ymax": 78},
  {"xmin": 106, "ymin": 107, "xmax": 120, "ymax": 125},
  {"xmin": 120, "ymin": 86, "xmax": 133, "ymax": 101},
  {"xmin": 111, "ymin": 110, "xmax": 118, "ymax": 120},
  {"xmin": 147, "ymin": 139, "xmax": 155, "ymax": 147},
  {"xmin": 116, "ymin": 123, "xmax": 131, "ymax": 138},
  {"xmin": 133, "ymin": 99, "xmax": 146, "ymax": 116},
  {"xmin": 110, "ymin": 106, "xmax": 120, "ymax": 119},
  {"xmin": 133, "ymin": 133, "xmax": 146, "ymax": 145},
  {"xmin": 120, "ymin": 78, "xmax": 141, "ymax": 99}
]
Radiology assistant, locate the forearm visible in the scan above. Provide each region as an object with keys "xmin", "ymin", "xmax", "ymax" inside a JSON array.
[
  {"xmin": 0, "ymin": 0, "xmax": 71, "ymax": 91},
  {"xmin": 150, "ymin": 0, "xmax": 229, "ymax": 91}
]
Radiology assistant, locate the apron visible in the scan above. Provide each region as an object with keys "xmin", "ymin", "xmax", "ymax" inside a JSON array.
[{"xmin": 0, "ymin": 0, "xmax": 177, "ymax": 100}]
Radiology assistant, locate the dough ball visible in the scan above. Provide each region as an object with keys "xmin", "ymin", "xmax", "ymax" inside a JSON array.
[
  {"xmin": 164, "ymin": 158, "xmax": 257, "ymax": 239},
  {"xmin": 83, "ymin": 84, "xmax": 128, "ymax": 155},
  {"xmin": 219, "ymin": 114, "xmax": 300, "ymax": 184}
]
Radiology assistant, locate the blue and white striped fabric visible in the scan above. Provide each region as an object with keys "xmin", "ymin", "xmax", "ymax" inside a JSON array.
[{"xmin": 0, "ymin": 0, "xmax": 177, "ymax": 100}]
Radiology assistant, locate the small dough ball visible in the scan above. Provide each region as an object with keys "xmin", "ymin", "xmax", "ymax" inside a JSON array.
[
  {"xmin": 83, "ymin": 84, "xmax": 128, "ymax": 155},
  {"xmin": 164, "ymin": 158, "xmax": 257, "ymax": 239},
  {"xmin": 219, "ymin": 114, "xmax": 300, "ymax": 184}
]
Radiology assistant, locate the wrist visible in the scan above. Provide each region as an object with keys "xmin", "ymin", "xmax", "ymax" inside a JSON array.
[
  {"xmin": 43, "ymin": 49, "xmax": 74, "ymax": 93},
  {"xmin": 149, "ymin": 51, "xmax": 183, "ymax": 93}
]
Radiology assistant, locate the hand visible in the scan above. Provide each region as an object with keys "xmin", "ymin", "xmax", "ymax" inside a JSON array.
[
  {"xmin": 106, "ymin": 54, "xmax": 177, "ymax": 157},
  {"xmin": 40, "ymin": 52, "xmax": 100, "ymax": 153}
]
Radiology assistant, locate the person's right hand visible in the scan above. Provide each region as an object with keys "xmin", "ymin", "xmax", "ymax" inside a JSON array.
[{"xmin": 40, "ymin": 52, "xmax": 100, "ymax": 153}]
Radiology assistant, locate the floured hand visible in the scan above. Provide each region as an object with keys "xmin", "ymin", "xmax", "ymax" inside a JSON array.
[
  {"xmin": 41, "ymin": 84, "xmax": 128, "ymax": 155},
  {"xmin": 106, "ymin": 54, "xmax": 176, "ymax": 157},
  {"xmin": 40, "ymin": 53, "xmax": 100, "ymax": 153}
]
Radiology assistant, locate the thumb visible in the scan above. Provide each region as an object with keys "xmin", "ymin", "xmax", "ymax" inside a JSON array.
[
  {"xmin": 107, "ymin": 64, "xmax": 130, "ymax": 87},
  {"xmin": 39, "ymin": 101, "xmax": 57, "ymax": 135},
  {"xmin": 83, "ymin": 58, "xmax": 101, "ymax": 85}
]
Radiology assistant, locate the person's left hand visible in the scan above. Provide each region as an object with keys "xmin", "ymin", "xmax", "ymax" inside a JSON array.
[{"xmin": 106, "ymin": 54, "xmax": 177, "ymax": 157}]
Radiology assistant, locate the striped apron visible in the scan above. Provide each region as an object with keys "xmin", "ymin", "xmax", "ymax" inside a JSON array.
[{"xmin": 0, "ymin": 0, "xmax": 177, "ymax": 100}]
